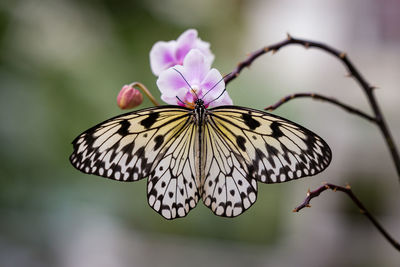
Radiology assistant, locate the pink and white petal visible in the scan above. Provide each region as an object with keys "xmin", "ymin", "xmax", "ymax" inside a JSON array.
[
  {"xmin": 200, "ymin": 68, "xmax": 225, "ymax": 104},
  {"xmin": 175, "ymin": 29, "xmax": 197, "ymax": 64},
  {"xmin": 161, "ymin": 88, "xmax": 187, "ymax": 106},
  {"xmin": 150, "ymin": 41, "xmax": 177, "ymax": 76},
  {"xmin": 156, "ymin": 66, "xmax": 188, "ymax": 97},
  {"xmin": 160, "ymin": 94, "xmax": 175, "ymax": 105},
  {"xmin": 201, "ymin": 68, "xmax": 224, "ymax": 92},
  {"xmin": 182, "ymin": 49, "xmax": 210, "ymax": 84},
  {"xmin": 195, "ymin": 39, "xmax": 214, "ymax": 65},
  {"xmin": 208, "ymin": 92, "xmax": 233, "ymax": 108}
]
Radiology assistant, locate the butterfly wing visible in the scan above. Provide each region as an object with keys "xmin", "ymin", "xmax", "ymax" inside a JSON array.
[
  {"xmin": 202, "ymin": 120, "xmax": 258, "ymax": 217},
  {"xmin": 207, "ymin": 106, "xmax": 332, "ymax": 184},
  {"xmin": 70, "ymin": 106, "xmax": 191, "ymax": 181},
  {"xmin": 200, "ymin": 105, "xmax": 331, "ymax": 218},
  {"xmin": 70, "ymin": 103, "xmax": 331, "ymax": 219},
  {"xmin": 146, "ymin": 120, "xmax": 200, "ymax": 219},
  {"xmin": 70, "ymin": 106, "xmax": 200, "ymax": 219}
]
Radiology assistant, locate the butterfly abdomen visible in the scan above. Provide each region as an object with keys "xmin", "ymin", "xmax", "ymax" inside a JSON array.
[{"xmin": 194, "ymin": 104, "xmax": 207, "ymax": 192}]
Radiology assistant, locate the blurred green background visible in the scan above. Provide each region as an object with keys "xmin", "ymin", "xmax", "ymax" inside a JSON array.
[{"xmin": 1, "ymin": 0, "xmax": 399, "ymax": 266}]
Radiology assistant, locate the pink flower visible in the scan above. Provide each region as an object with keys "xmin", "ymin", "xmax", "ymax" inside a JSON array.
[
  {"xmin": 156, "ymin": 49, "xmax": 232, "ymax": 108},
  {"xmin": 150, "ymin": 29, "xmax": 214, "ymax": 76},
  {"xmin": 117, "ymin": 84, "xmax": 143, "ymax": 109}
]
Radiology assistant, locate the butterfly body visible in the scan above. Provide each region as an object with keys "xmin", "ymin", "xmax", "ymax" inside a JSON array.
[
  {"xmin": 193, "ymin": 99, "xmax": 207, "ymax": 192},
  {"xmin": 70, "ymin": 103, "xmax": 331, "ymax": 219}
]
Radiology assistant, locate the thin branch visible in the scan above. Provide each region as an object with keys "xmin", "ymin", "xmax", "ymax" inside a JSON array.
[
  {"xmin": 225, "ymin": 34, "xmax": 400, "ymax": 181},
  {"xmin": 265, "ymin": 92, "xmax": 377, "ymax": 123},
  {"xmin": 293, "ymin": 183, "xmax": 400, "ymax": 251}
]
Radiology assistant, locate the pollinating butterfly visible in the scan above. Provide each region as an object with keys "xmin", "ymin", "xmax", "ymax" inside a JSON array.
[
  {"xmin": 70, "ymin": 96, "xmax": 331, "ymax": 219},
  {"xmin": 70, "ymin": 37, "xmax": 332, "ymax": 220}
]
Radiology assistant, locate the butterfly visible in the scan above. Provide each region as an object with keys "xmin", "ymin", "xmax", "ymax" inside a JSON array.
[{"xmin": 70, "ymin": 96, "xmax": 332, "ymax": 219}]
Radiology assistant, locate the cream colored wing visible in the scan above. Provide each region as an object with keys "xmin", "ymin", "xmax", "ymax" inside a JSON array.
[{"xmin": 207, "ymin": 106, "xmax": 332, "ymax": 184}]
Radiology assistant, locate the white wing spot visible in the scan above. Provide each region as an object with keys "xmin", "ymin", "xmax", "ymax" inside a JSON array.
[
  {"xmin": 162, "ymin": 209, "xmax": 171, "ymax": 219},
  {"xmin": 149, "ymin": 195, "xmax": 156, "ymax": 205}
]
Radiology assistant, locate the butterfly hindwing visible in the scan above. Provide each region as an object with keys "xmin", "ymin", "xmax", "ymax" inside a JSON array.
[
  {"xmin": 202, "ymin": 121, "xmax": 258, "ymax": 217},
  {"xmin": 147, "ymin": 122, "xmax": 200, "ymax": 219},
  {"xmin": 207, "ymin": 106, "xmax": 332, "ymax": 184}
]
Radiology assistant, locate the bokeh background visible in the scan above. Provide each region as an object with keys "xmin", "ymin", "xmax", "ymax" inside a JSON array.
[{"xmin": 1, "ymin": 0, "xmax": 399, "ymax": 266}]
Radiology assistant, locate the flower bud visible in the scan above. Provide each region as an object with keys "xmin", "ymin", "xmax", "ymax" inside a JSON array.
[{"xmin": 117, "ymin": 85, "xmax": 143, "ymax": 109}]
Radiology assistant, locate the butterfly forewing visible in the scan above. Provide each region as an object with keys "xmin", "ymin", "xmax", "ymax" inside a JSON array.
[
  {"xmin": 70, "ymin": 106, "xmax": 192, "ymax": 182},
  {"xmin": 207, "ymin": 106, "xmax": 332, "ymax": 184}
]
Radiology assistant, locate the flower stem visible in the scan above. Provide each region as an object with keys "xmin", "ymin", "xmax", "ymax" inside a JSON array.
[{"xmin": 129, "ymin": 82, "xmax": 160, "ymax": 106}]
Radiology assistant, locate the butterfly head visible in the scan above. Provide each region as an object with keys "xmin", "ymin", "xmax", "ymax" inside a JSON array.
[{"xmin": 194, "ymin": 98, "xmax": 205, "ymax": 109}]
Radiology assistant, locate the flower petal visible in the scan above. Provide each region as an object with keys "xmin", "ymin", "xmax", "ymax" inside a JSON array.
[
  {"xmin": 156, "ymin": 65, "xmax": 189, "ymax": 98},
  {"xmin": 195, "ymin": 38, "xmax": 214, "ymax": 65},
  {"xmin": 160, "ymin": 87, "xmax": 188, "ymax": 106},
  {"xmin": 200, "ymin": 68, "xmax": 225, "ymax": 104},
  {"xmin": 175, "ymin": 29, "xmax": 197, "ymax": 64},
  {"xmin": 150, "ymin": 41, "xmax": 176, "ymax": 76},
  {"xmin": 181, "ymin": 49, "xmax": 210, "ymax": 85},
  {"xmin": 208, "ymin": 91, "xmax": 233, "ymax": 108}
]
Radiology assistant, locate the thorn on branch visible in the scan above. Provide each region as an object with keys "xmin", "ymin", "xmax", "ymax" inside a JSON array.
[{"xmin": 340, "ymin": 52, "xmax": 346, "ymax": 58}]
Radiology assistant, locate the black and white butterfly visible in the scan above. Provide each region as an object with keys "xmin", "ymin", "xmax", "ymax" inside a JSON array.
[{"xmin": 70, "ymin": 96, "xmax": 331, "ymax": 219}]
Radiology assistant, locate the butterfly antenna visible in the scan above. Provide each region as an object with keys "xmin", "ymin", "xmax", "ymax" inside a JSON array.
[
  {"xmin": 173, "ymin": 68, "xmax": 199, "ymax": 99},
  {"xmin": 202, "ymin": 72, "xmax": 230, "ymax": 99},
  {"xmin": 207, "ymin": 88, "xmax": 227, "ymax": 106},
  {"xmin": 176, "ymin": 96, "xmax": 185, "ymax": 105},
  {"xmin": 205, "ymin": 72, "xmax": 231, "ymax": 105}
]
